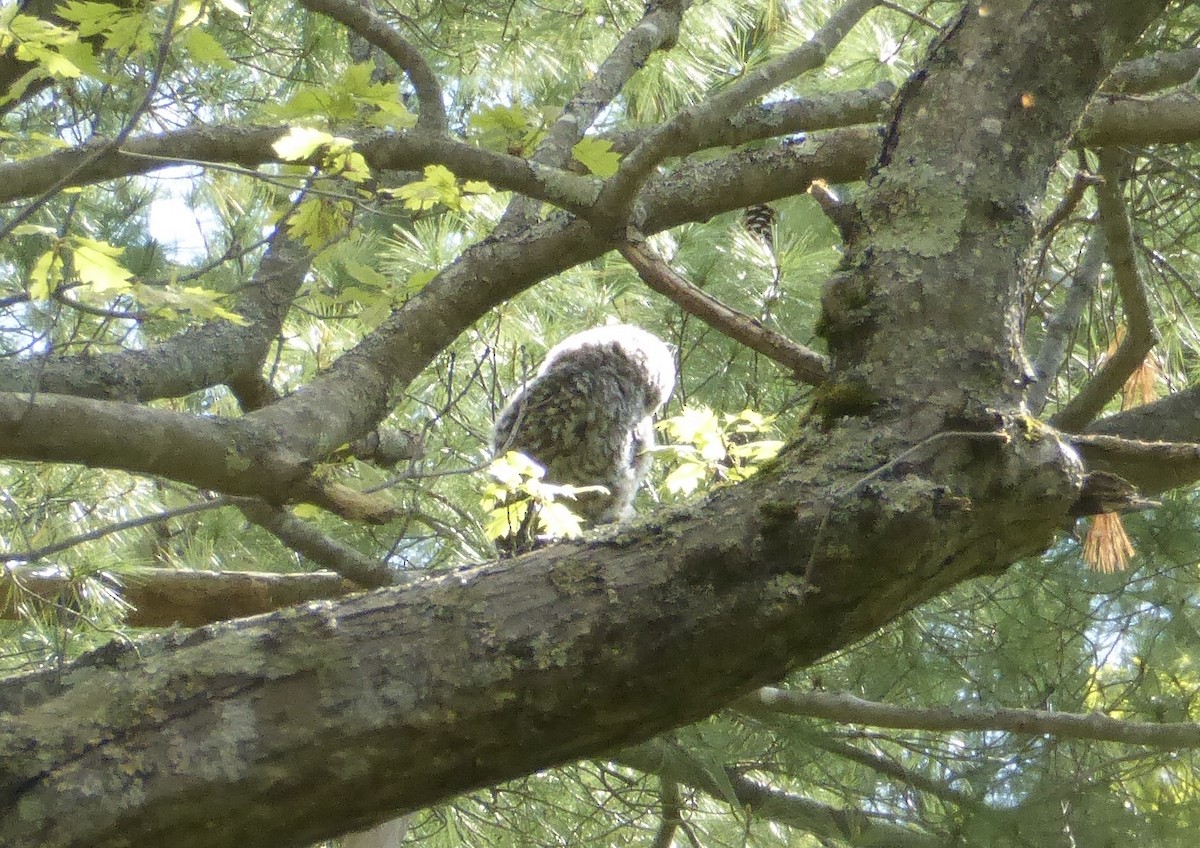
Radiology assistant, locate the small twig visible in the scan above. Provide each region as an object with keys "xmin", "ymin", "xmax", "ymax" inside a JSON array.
[
  {"xmin": 1051, "ymin": 150, "xmax": 1158, "ymax": 431},
  {"xmin": 878, "ymin": 0, "xmax": 941, "ymax": 30},
  {"xmin": 619, "ymin": 236, "xmax": 829, "ymax": 385},
  {"xmin": 1037, "ymin": 170, "xmax": 1103, "ymax": 240}
]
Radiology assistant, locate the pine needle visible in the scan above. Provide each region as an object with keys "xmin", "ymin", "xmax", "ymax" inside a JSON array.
[{"xmin": 1083, "ymin": 512, "xmax": 1134, "ymax": 573}]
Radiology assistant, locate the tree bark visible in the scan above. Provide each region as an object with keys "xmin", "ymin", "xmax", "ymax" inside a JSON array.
[{"xmin": 0, "ymin": 2, "xmax": 1174, "ymax": 847}]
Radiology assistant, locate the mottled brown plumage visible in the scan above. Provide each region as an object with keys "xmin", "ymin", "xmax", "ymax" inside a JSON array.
[{"xmin": 492, "ymin": 325, "xmax": 675, "ymax": 524}]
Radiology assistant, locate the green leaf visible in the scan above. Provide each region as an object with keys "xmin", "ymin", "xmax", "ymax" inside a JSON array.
[
  {"xmin": 571, "ymin": 138, "xmax": 620, "ymax": 177},
  {"xmin": 343, "ymin": 260, "xmax": 390, "ymax": 290},
  {"xmin": 538, "ymin": 501, "xmax": 585, "ymax": 539},
  {"xmin": 405, "ymin": 269, "xmax": 437, "ymax": 293}
]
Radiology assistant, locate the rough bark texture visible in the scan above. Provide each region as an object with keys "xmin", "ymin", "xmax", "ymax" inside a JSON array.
[
  {"xmin": 0, "ymin": 2, "xmax": 1179, "ymax": 847},
  {"xmin": 0, "ymin": 420, "xmax": 1079, "ymax": 848}
]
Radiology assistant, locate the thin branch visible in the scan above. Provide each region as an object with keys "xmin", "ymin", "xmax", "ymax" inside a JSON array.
[
  {"xmin": 1051, "ymin": 151, "xmax": 1158, "ymax": 431},
  {"xmin": 0, "ymin": 225, "xmax": 311, "ymax": 400},
  {"xmin": 615, "ymin": 740, "xmax": 943, "ymax": 848},
  {"xmin": 531, "ymin": 0, "xmax": 690, "ymax": 169},
  {"xmin": 803, "ymin": 733, "xmax": 993, "ymax": 814},
  {"xmin": 592, "ymin": 0, "xmax": 881, "ymax": 224},
  {"xmin": 1036, "ymin": 170, "xmax": 1103, "ymax": 240},
  {"xmin": 619, "ymin": 237, "xmax": 829, "ymax": 385},
  {"xmin": 0, "ymin": 0, "xmax": 185, "ymax": 242},
  {"xmin": 600, "ymin": 83, "xmax": 896, "ymax": 158},
  {"xmin": 648, "ymin": 779, "xmax": 683, "ymax": 848},
  {"xmin": 237, "ymin": 500, "xmax": 400, "ymax": 588},
  {"xmin": 0, "ymin": 497, "xmax": 230, "ymax": 565},
  {"xmin": 1, "ymin": 565, "xmax": 358, "ymax": 627},
  {"xmin": 740, "ymin": 687, "xmax": 1200, "ymax": 749},
  {"xmin": 297, "ymin": 0, "xmax": 447, "ymax": 133},
  {"xmin": 497, "ymin": 0, "xmax": 692, "ymax": 233},
  {"xmin": 1028, "ymin": 232, "xmax": 1106, "ymax": 415}
]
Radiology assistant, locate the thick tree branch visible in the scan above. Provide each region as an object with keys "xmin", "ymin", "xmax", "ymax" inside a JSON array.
[
  {"xmin": 1102, "ymin": 46, "xmax": 1200, "ymax": 93},
  {"xmin": 1051, "ymin": 151, "xmax": 1158, "ymax": 431},
  {"xmin": 1077, "ymin": 89, "xmax": 1200, "ymax": 147},
  {"xmin": 619, "ymin": 237, "xmax": 829, "ymax": 384},
  {"xmin": 740, "ymin": 687, "xmax": 1200, "ymax": 748},
  {"xmin": 0, "ymin": 128, "xmax": 598, "ymax": 212},
  {"xmin": 0, "ymin": 412, "xmax": 1083, "ymax": 848},
  {"xmin": 1066, "ymin": 433, "xmax": 1200, "ymax": 496}
]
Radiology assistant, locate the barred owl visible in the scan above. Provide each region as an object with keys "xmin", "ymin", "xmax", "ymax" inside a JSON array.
[{"xmin": 492, "ymin": 324, "xmax": 676, "ymax": 524}]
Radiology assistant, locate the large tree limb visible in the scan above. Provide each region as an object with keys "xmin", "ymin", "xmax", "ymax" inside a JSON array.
[{"xmin": 0, "ymin": 415, "xmax": 1083, "ymax": 848}]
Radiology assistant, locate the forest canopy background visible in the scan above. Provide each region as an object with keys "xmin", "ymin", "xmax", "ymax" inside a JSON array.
[{"xmin": 4, "ymin": 1, "xmax": 1200, "ymax": 847}]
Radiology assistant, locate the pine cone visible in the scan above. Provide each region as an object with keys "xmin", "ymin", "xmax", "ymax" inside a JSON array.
[{"xmin": 741, "ymin": 203, "xmax": 777, "ymax": 247}]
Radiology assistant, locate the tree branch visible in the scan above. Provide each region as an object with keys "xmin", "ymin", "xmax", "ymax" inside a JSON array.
[
  {"xmin": 237, "ymin": 501, "xmax": 400, "ymax": 589},
  {"xmin": 1051, "ymin": 151, "xmax": 1158, "ymax": 431},
  {"xmin": 615, "ymin": 740, "xmax": 943, "ymax": 848},
  {"xmin": 1028, "ymin": 232, "xmax": 1107, "ymax": 416},
  {"xmin": 296, "ymin": 0, "xmax": 447, "ymax": 133},
  {"xmin": 1, "ymin": 565, "xmax": 358, "ymax": 627},
  {"xmin": 591, "ymin": 0, "xmax": 881, "ymax": 226},
  {"xmin": 0, "ymin": 227, "xmax": 311, "ymax": 400},
  {"xmin": 619, "ymin": 237, "xmax": 829, "ymax": 384},
  {"xmin": 740, "ymin": 687, "xmax": 1200, "ymax": 749}
]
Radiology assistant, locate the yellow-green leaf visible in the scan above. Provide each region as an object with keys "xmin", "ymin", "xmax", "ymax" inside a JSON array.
[
  {"xmin": 29, "ymin": 249, "xmax": 60, "ymax": 300},
  {"xmin": 273, "ymin": 126, "xmax": 333, "ymax": 161},
  {"xmin": 571, "ymin": 138, "xmax": 621, "ymax": 178},
  {"xmin": 183, "ymin": 27, "xmax": 232, "ymax": 68},
  {"xmin": 71, "ymin": 237, "xmax": 133, "ymax": 292}
]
